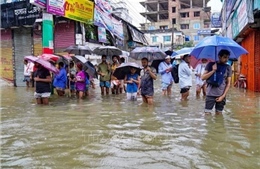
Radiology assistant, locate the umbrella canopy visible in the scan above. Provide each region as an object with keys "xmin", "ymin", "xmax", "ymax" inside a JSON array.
[
  {"xmin": 171, "ymin": 47, "xmax": 194, "ymax": 59},
  {"xmin": 72, "ymin": 55, "xmax": 97, "ymax": 78},
  {"xmin": 151, "ymin": 58, "xmax": 175, "ymax": 73},
  {"xmin": 112, "ymin": 62, "xmax": 142, "ymax": 80},
  {"xmin": 64, "ymin": 45, "xmax": 92, "ymax": 55},
  {"xmin": 129, "ymin": 46, "xmax": 166, "ymax": 61},
  {"xmin": 24, "ymin": 56, "xmax": 59, "ymax": 74},
  {"xmin": 39, "ymin": 53, "xmax": 60, "ymax": 62},
  {"xmin": 190, "ymin": 35, "xmax": 248, "ymax": 61},
  {"xmin": 93, "ymin": 46, "xmax": 122, "ymax": 56}
]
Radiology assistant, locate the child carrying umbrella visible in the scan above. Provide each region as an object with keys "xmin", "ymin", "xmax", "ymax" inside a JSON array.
[{"xmin": 124, "ymin": 67, "xmax": 140, "ymax": 101}]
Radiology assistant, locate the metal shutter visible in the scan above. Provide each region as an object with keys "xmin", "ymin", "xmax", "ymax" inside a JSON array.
[
  {"xmin": 33, "ymin": 30, "xmax": 42, "ymax": 56},
  {"xmin": 54, "ymin": 21, "xmax": 75, "ymax": 53},
  {"xmin": 13, "ymin": 27, "xmax": 33, "ymax": 87},
  {"xmin": 0, "ymin": 29, "xmax": 13, "ymax": 82},
  {"xmin": 255, "ymin": 30, "xmax": 260, "ymax": 92}
]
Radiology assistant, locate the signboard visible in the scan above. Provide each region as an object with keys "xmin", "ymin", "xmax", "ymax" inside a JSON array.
[
  {"xmin": 226, "ymin": 23, "xmax": 233, "ymax": 39},
  {"xmin": 64, "ymin": 0, "xmax": 94, "ymax": 23},
  {"xmin": 98, "ymin": 27, "xmax": 107, "ymax": 43},
  {"xmin": 1, "ymin": 1, "xmax": 41, "ymax": 28},
  {"xmin": 237, "ymin": 0, "xmax": 248, "ymax": 32},
  {"xmin": 47, "ymin": 0, "xmax": 65, "ymax": 16},
  {"xmin": 30, "ymin": 0, "xmax": 46, "ymax": 8},
  {"xmin": 232, "ymin": 10, "xmax": 239, "ymax": 38},
  {"xmin": 254, "ymin": 0, "xmax": 260, "ymax": 10},
  {"xmin": 197, "ymin": 29, "xmax": 211, "ymax": 35},
  {"xmin": 211, "ymin": 12, "xmax": 222, "ymax": 28},
  {"xmin": 46, "ymin": 0, "xmax": 94, "ymax": 23}
]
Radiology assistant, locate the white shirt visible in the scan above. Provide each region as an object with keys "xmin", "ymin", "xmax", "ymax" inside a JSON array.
[
  {"xmin": 194, "ymin": 63, "xmax": 207, "ymax": 86},
  {"xmin": 24, "ymin": 62, "xmax": 34, "ymax": 76},
  {"xmin": 178, "ymin": 60, "xmax": 192, "ymax": 88}
]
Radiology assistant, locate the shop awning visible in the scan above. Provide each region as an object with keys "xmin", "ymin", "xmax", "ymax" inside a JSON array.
[{"xmin": 127, "ymin": 25, "xmax": 148, "ymax": 45}]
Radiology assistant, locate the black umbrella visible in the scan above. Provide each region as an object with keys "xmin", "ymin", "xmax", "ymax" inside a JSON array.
[
  {"xmin": 64, "ymin": 45, "xmax": 92, "ymax": 55},
  {"xmin": 151, "ymin": 58, "xmax": 175, "ymax": 73},
  {"xmin": 113, "ymin": 62, "xmax": 142, "ymax": 80}
]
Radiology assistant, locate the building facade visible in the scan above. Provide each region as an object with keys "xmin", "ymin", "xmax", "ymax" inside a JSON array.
[
  {"xmin": 139, "ymin": 0, "xmax": 211, "ymax": 49},
  {"xmin": 220, "ymin": 0, "xmax": 260, "ymax": 92}
]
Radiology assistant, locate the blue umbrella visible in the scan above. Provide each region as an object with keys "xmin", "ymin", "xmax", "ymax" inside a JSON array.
[
  {"xmin": 171, "ymin": 47, "xmax": 194, "ymax": 59},
  {"xmin": 190, "ymin": 35, "xmax": 248, "ymax": 61}
]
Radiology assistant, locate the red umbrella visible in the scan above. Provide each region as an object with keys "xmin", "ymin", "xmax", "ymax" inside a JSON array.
[{"xmin": 38, "ymin": 54, "xmax": 60, "ymax": 62}]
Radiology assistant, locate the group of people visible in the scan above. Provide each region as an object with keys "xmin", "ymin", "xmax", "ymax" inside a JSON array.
[
  {"xmin": 156, "ymin": 49, "xmax": 232, "ymax": 115},
  {"xmin": 24, "ymin": 49, "xmax": 232, "ymax": 115}
]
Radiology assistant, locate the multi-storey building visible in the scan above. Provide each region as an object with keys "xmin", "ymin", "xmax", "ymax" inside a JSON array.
[{"xmin": 139, "ymin": 0, "xmax": 211, "ymax": 49}]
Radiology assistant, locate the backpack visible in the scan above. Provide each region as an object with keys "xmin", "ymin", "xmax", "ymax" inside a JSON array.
[
  {"xmin": 171, "ymin": 64, "xmax": 179, "ymax": 83},
  {"xmin": 206, "ymin": 62, "xmax": 228, "ymax": 87}
]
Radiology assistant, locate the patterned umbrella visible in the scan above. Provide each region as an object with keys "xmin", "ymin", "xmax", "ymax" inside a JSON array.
[
  {"xmin": 129, "ymin": 46, "xmax": 166, "ymax": 61},
  {"xmin": 24, "ymin": 56, "xmax": 59, "ymax": 74}
]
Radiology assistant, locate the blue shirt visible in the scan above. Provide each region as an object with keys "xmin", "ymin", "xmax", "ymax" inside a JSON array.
[
  {"xmin": 158, "ymin": 61, "xmax": 173, "ymax": 84},
  {"xmin": 126, "ymin": 73, "xmax": 139, "ymax": 93},
  {"xmin": 178, "ymin": 60, "xmax": 192, "ymax": 88},
  {"xmin": 53, "ymin": 67, "xmax": 67, "ymax": 89}
]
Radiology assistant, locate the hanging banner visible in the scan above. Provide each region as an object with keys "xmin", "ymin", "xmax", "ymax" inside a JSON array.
[
  {"xmin": 98, "ymin": 27, "xmax": 107, "ymax": 43},
  {"xmin": 94, "ymin": 0, "xmax": 112, "ymax": 14},
  {"xmin": 112, "ymin": 17, "xmax": 124, "ymax": 40},
  {"xmin": 94, "ymin": 5, "xmax": 124, "ymax": 40}
]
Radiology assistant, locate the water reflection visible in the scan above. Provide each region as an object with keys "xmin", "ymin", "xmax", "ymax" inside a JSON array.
[{"xmin": 1, "ymin": 82, "xmax": 260, "ymax": 168}]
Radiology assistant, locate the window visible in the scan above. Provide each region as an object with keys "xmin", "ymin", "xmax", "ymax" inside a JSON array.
[
  {"xmin": 152, "ymin": 36, "xmax": 158, "ymax": 43},
  {"xmin": 204, "ymin": 23, "xmax": 210, "ymax": 28},
  {"xmin": 148, "ymin": 26, "xmax": 155, "ymax": 30},
  {"xmin": 163, "ymin": 36, "xmax": 171, "ymax": 42},
  {"xmin": 194, "ymin": 11, "xmax": 200, "ymax": 17},
  {"xmin": 160, "ymin": 25, "xmax": 168, "ymax": 29},
  {"xmin": 194, "ymin": 35, "xmax": 200, "ymax": 41},
  {"xmin": 172, "ymin": 7, "xmax": 176, "ymax": 13},
  {"xmin": 180, "ymin": 12, "xmax": 189, "ymax": 18},
  {"xmin": 193, "ymin": 23, "xmax": 200, "ymax": 29},
  {"xmin": 172, "ymin": 18, "xmax": 176, "ymax": 24},
  {"xmin": 180, "ymin": 24, "xmax": 189, "ymax": 29},
  {"xmin": 185, "ymin": 35, "xmax": 190, "ymax": 41}
]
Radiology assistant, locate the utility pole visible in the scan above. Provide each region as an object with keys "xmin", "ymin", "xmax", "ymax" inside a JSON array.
[{"xmin": 171, "ymin": 24, "xmax": 175, "ymax": 50}]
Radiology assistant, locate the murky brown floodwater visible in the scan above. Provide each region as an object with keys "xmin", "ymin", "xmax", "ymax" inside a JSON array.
[{"xmin": 1, "ymin": 76, "xmax": 260, "ymax": 168}]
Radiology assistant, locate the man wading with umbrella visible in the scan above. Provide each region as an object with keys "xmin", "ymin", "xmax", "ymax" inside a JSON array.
[
  {"xmin": 140, "ymin": 58, "xmax": 157, "ymax": 105},
  {"xmin": 201, "ymin": 49, "xmax": 232, "ymax": 115}
]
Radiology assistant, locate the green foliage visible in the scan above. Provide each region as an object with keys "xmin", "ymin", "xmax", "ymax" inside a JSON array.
[
  {"xmin": 182, "ymin": 41, "xmax": 194, "ymax": 47},
  {"xmin": 84, "ymin": 20, "xmax": 97, "ymax": 40}
]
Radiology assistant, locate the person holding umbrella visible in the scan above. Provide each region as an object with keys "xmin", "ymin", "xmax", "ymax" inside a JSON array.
[
  {"xmin": 201, "ymin": 49, "xmax": 232, "ymax": 115},
  {"xmin": 139, "ymin": 57, "xmax": 157, "ymax": 105},
  {"xmin": 75, "ymin": 63, "xmax": 86, "ymax": 99},
  {"xmin": 34, "ymin": 62, "xmax": 52, "ymax": 105},
  {"xmin": 97, "ymin": 55, "xmax": 111, "ymax": 95},
  {"xmin": 158, "ymin": 55, "xmax": 173, "ymax": 96},
  {"xmin": 53, "ymin": 62, "xmax": 67, "ymax": 96},
  {"xmin": 124, "ymin": 66, "xmax": 140, "ymax": 101}
]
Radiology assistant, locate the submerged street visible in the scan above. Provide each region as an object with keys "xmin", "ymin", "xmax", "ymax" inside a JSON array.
[{"xmin": 1, "ymin": 78, "xmax": 260, "ymax": 168}]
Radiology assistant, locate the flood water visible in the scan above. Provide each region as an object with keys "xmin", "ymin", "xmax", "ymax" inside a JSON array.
[{"xmin": 1, "ymin": 77, "xmax": 260, "ymax": 168}]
